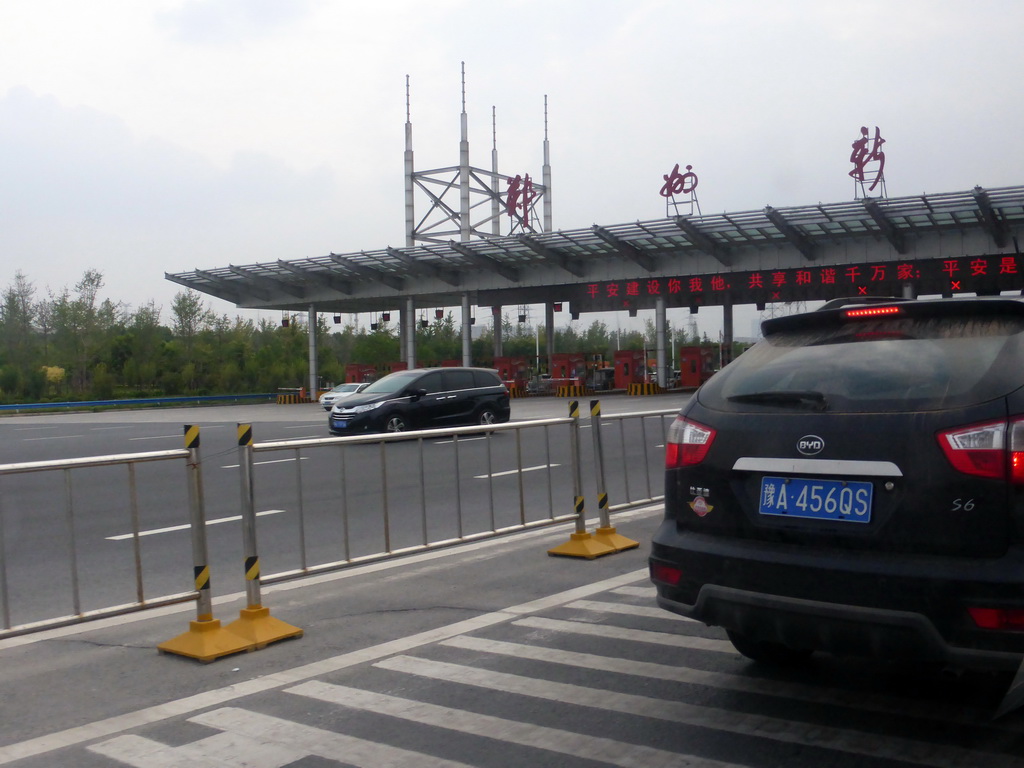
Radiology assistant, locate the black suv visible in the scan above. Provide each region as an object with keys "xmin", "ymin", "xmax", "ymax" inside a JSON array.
[
  {"xmin": 328, "ymin": 367, "xmax": 510, "ymax": 434},
  {"xmin": 650, "ymin": 296, "xmax": 1024, "ymax": 670}
]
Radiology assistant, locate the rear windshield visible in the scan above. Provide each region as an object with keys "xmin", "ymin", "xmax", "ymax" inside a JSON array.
[{"xmin": 700, "ymin": 315, "xmax": 1024, "ymax": 412}]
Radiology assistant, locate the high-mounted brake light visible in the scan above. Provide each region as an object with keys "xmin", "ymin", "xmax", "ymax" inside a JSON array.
[
  {"xmin": 665, "ymin": 416, "xmax": 716, "ymax": 468},
  {"xmin": 844, "ymin": 305, "xmax": 902, "ymax": 318},
  {"xmin": 937, "ymin": 417, "xmax": 1024, "ymax": 482}
]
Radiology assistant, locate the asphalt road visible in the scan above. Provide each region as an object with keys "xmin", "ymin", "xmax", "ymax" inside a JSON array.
[
  {"xmin": 1, "ymin": 503, "xmax": 1021, "ymax": 767},
  {"xmin": 2, "ymin": 394, "xmax": 1023, "ymax": 766},
  {"xmin": 0, "ymin": 394, "xmax": 688, "ymax": 630}
]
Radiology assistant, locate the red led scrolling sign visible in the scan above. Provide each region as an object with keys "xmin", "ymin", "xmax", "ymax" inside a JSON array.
[{"xmin": 569, "ymin": 256, "xmax": 1023, "ymax": 312}]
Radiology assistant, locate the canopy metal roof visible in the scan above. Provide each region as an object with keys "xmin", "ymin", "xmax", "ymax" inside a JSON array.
[{"xmin": 165, "ymin": 185, "xmax": 1024, "ymax": 313}]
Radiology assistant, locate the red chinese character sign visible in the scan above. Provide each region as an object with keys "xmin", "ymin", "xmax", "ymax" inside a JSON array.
[
  {"xmin": 660, "ymin": 163, "xmax": 701, "ymax": 216},
  {"xmin": 505, "ymin": 173, "xmax": 538, "ymax": 233},
  {"xmin": 569, "ymin": 255, "xmax": 1023, "ymax": 314},
  {"xmin": 849, "ymin": 126, "xmax": 886, "ymax": 198}
]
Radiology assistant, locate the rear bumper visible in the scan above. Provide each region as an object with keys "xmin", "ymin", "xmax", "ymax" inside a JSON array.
[{"xmin": 650, "ymin": 523, "xmax": 1024, "ymax": 670}]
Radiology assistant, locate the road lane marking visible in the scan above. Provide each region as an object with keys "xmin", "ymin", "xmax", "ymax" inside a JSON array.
[
  {"xmin": 105, "ymin": 509, "xmax": 286, "ymax": 541},
  {"xmin": 128, "ymin": 426, "xmax": 228, "ymax": 441},
  {"xmin": 473, "ymin": 463, "xmax": 560, "ymax": 479},
  {"xmin": 220, "ymin": 457, "xmax": 310, "ymax": 469},
  {"xmin": 566, "ymin": 598, "xmax": 687, "ymax": 620},
  {"xmin": 22, "ymin": 435, "xmax": 85, "ymax": 441},
  {"xmin": 90, "ymin": 730, "xmax": 307, "ymax": 768},
  {"xmin": 92, "ymin": 708, "xmax": 477, "ymax": 768},
  {"xmin": 611, "ymin": 585, "xmax": 657, "ymax": 598},
  {"xmin": 432, "ymin": 436, "xmax": 490, "ymax": 445},
  {"xmin": 287, "ymin": 684, "xmax": 744, "ymax": 768},
  {"xmin": 371, "ymin": 656, "xmax": 1007, "ymax": 768},
  {"xmin": 442, "ymin": 635, "xmax": 1003, "ymax": 725},
  {"xmin": 0, "ymin": 567, "xmax": 649, "ymax": 764}
]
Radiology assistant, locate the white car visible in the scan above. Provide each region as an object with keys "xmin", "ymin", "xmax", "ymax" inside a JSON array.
[{"xmin": 319, "ymin": 382, "xmax": 370, "ymax": 410}]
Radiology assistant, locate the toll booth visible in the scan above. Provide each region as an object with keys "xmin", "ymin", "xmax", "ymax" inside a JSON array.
[
  {"xmin": 614, "ymin": 350, "xmax": 646, "ymax": 390},
  {"xmin": 550, "ymin": 353, "xmax": 586, "ymax": 386},
  {"xmin": 678, "ymin": 345, "xmax": 716, "ymax": 388},
  {"xmin": 345, "ymin": 364, "xmax": 377, "ymax": 383},
  {"xmin": 440, "ymin": 359, "xmax": 461, "ymax": 367},
  {"xmin": 588, "ymin": 366, "xmax": 615, "ymax": 391},
  {"xmin": 494, "ymin": 356, "xmax": 530, "ymax": 390}
]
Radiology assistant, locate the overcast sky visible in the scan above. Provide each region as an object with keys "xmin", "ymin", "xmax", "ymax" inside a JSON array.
[{"xmin": 2, "ymin": 0, "xmax": 1023, "ymax": 338}]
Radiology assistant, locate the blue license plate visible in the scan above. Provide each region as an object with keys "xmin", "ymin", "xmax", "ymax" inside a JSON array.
[{"xmin": 759, "ymin": 476, "xmax": 872, "ymax": 523}]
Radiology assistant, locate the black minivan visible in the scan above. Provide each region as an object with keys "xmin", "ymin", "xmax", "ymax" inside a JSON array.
[
  {"xmin": 650, "ymin": 296, "xmax": 1024, "ymax": 670},
  {"xmin": 328, "ymin": 367, "xmax": 510, "ymax": 434}
]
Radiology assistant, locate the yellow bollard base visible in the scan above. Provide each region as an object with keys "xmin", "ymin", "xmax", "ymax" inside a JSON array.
[
  {"xmin": 548, "ymin": 531, "xmax": 617, "ymax": 559},
  {"xmin": 157, "ymin": 618, "xmax": 254, "ymax": 663},
  {"xmin": 592, "ymin": 526, "xmax": 641, "ymax": 552},
  {"xmin": 224, "ymin": 605, "xmax": 304, "ymax": 650}
]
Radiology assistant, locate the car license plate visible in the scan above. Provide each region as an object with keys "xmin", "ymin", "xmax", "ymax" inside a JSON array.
[
  {"xmin": 759, "ymin": 476, "xmax": 872, "ymax": 523},
  {"xmin": 332, "ymin": 420, "xmax": 347, "ymax": 428}
]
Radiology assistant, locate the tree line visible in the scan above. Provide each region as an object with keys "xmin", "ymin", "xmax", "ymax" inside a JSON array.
[{"xmin": 0, "ymin": 269, "xmax": 720, "ymax": 404}]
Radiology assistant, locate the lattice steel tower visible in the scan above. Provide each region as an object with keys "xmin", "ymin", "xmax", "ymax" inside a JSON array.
[{"xmin": 404, "ymin": 63, "xmax": 551, "ymax": 247}]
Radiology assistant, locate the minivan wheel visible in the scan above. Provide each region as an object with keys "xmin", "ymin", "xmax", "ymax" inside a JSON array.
[
  {"xmin": 384, "ymin": 415, "xmax": 408, "ymax": 433},
  {"xmin": 477, "ymin": 408, "xmax": 498, "ymax": 426},
  {"xmin": 726, "ymin": 629, "xmax": 813, "ymax": 665}
]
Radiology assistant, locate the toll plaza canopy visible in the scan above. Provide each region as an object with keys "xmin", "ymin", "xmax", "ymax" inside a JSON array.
[{"xmin": 166, "ymin": 185, "xmax": 1024, "ymax": 317}]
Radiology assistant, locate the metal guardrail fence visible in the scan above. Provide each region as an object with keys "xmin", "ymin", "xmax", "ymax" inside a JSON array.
[
  {"xmin": 247, "ymin": 416, "xmax": 579, "ymax": 583},
  {"xmin": 0, "ymin": 445, "xmax": 200, "ymax": 638},
  {"xmin": 0, "ymin": 403, "xmax": 678, "ymax": 640}
]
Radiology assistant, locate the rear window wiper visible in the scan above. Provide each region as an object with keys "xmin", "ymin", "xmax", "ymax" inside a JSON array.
[{"xmin": 726, "ymin": 390, "xmax": 829, "ymax": 411}]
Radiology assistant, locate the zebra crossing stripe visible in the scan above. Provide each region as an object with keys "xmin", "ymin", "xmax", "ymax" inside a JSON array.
[
  {"xmin": 440, "ymin": 635, "xmax": 1001, "ymax": 726},
  {"xmin": 90, "ymin": 730, "xmax": 306, "ymax": 768},
  {"xmin": 512, "ymin": 616, "xmax": 734, "ymax": 652},
  {"xmin": 370, "ymin": 655, "xmax": 1016, "ymax": 768},
  {"xmin": 0, "ymin": 569, "xmax": 649, "ymax": 765},
  {"xmin": 288, "ymin": 681, "xmax": 748, "ymax": 768},
  {"xmin": 565, "ymin": 598, "xmax": 697, "ymax": 620}
]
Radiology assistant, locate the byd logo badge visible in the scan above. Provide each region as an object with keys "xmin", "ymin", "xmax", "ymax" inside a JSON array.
[{"xmin": 797, "ymin": 435, "xmax": 825, "ymax": 456}]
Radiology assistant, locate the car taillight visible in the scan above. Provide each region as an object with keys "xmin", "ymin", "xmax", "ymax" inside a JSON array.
[
  {"xmin": 665, "ymin": 416, "xmax": 716, "ymax": 468},
  {"xmin": 650, "ymin": 562, "xmax": 682, "ymax": 586},
  {"xmin": 968, "ymin": 607, "xmax": 1024, "ymax": 631},
  {"xmin": 937, "ymin": 418, "xmax": 1024, "ymax": 482}
]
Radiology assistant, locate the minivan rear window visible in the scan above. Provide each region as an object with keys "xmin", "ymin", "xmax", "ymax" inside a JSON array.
[
  {"xmin": 701, "ymin": 315, "xmax": 1024, "ymax": 412},
  {"xmin": 472, "ymin": 370, "xmax": 501, "ymax": 388}
]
